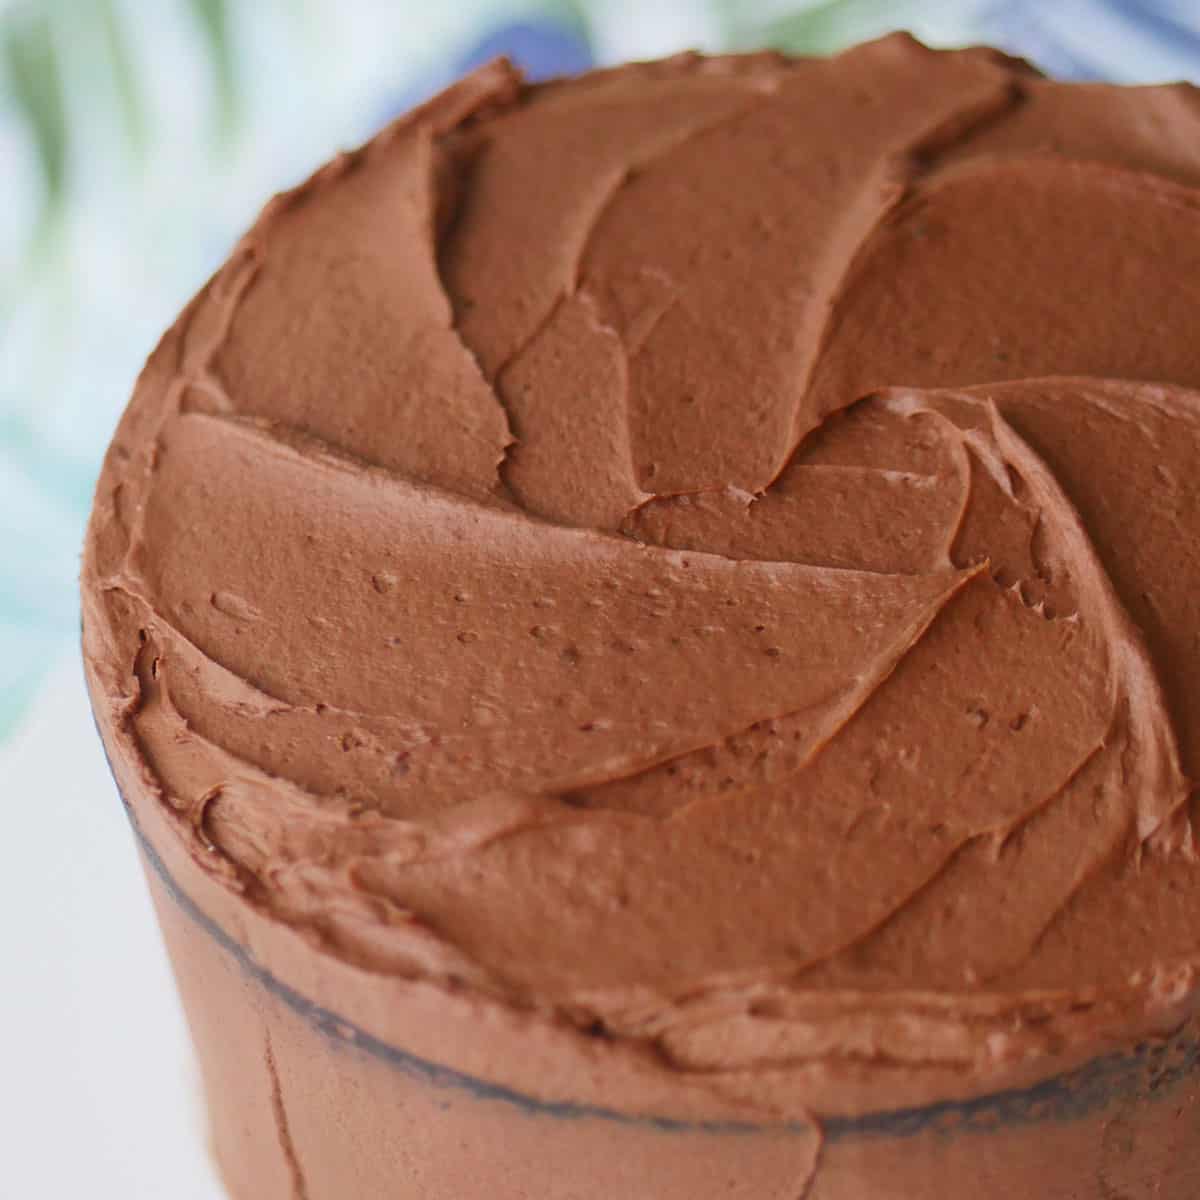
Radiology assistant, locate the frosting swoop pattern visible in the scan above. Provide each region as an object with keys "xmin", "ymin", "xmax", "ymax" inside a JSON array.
[{"xmin": 83, "ymin": 36, "xmax": 1200, "ymax": 1082}]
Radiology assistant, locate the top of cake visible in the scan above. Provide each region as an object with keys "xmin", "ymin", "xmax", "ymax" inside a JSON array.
[{"xmin": 83, "ymin": 33, "xmax": 1200, "ymax": 1116}]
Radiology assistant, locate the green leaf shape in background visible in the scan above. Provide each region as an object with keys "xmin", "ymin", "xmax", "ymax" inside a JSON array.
[
  {"xmin": 722, "ymin": 0, "xmax": 934, "ymax": 55},
  {"xmin": 536, "ymin": 0, "xmax": 593, "ymax": 37},
  {"xmin": 96, "ymin": 0, "xmax": 148, "ymax": 154},
  {"xmin": 184, "ymin": 0, "xmax": 238, "ymax": 141},
  {"xmin": 3, "ymin": 10, "xmax": 68, "ymax": 235}
]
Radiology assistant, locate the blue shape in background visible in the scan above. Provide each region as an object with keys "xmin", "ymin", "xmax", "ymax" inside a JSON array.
[
  {"xmin": 379, "ymin": 17, "xmax": 594, "ymax": 126},
  {"xmin": 1106, "ymin": 0, "xmax": 1200, "ymax": 60},
  {"xmin": 980, "ymin": 1, "xmax": 1108, "ymax": 80},
  {"xmin": 456, "ymin": 18, "xmax": 593, "ymax": 80}
]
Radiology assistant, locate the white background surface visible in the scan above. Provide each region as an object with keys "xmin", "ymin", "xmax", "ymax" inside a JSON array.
[{"xmin": 2, "ymin": 654, "xmax": 225, "ymax": 1199}]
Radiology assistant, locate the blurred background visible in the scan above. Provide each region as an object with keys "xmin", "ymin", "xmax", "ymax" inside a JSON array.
[{"xmin": 3, "ymin": 1, "xmax": 1200, "ymax": 1195}]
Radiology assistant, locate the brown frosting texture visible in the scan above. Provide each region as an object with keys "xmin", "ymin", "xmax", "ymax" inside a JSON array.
[{"xmin": 83, "ymin": 34, "xmax": 1200, "ymax": 1114}]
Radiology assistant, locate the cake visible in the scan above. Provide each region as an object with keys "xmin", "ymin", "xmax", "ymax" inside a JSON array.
[{"xmin": 82, "ymin": 33, "xmax": 1200, "ymax": 1199}]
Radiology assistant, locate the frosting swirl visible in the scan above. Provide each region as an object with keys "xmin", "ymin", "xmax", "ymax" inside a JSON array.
[{"xmin": 83, "ymin": 34, "xmax": 1200, "ymax": 1112}]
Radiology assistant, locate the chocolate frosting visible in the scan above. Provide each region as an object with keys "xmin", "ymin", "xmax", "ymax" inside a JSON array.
[{"xmin": 83, "ymin": 34, "xmax": 1200, "ymax": 1117}]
